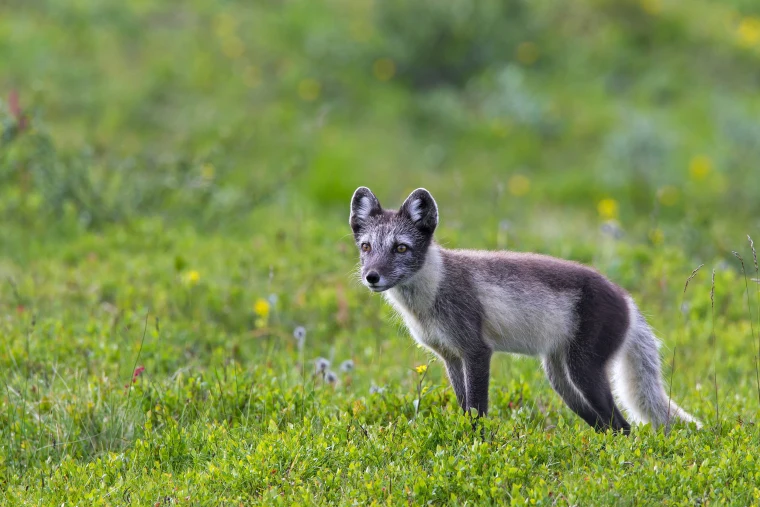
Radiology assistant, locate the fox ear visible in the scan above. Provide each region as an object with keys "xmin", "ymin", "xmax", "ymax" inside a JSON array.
[
  {"xmin": 400, "ymin": 188, "xmax": 438, "ymax": 235},
  {"xmin": 350, "ymin": 187, "xmax": 382, "ymax": 236}
]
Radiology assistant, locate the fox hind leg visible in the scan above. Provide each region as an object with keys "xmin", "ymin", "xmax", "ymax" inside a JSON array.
[
  {"xmin": 544, "ymin": 350, "xmax": 630, "ymax": 434},
  {"xmin": 543, "ymin": 352, "xmax": 608, "ymax": 429},
  {"xmin": 564, "ymin": 347, "xmax": 630, "ymax": 434}
]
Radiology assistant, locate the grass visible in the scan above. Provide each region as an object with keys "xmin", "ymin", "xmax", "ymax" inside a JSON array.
[
  {"xmin": 2, "ymin": 216, "xmax": 759, "ymax": 505},
  {"xmin": 2, "ymin": 0, "xmax": 760, "ymax": 504}
]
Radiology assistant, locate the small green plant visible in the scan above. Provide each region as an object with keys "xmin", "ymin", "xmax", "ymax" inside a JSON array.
[{"xmin": 412, "ymin": 362, "xmax": 431, "ymax": 420}]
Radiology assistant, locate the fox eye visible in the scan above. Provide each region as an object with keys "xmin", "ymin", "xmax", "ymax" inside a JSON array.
[
  {"xmin": 396, "ymin": 244, "xmax": 408, "ymax": 253},
  {"xmin": 361, "ymin": 243, "xmax": 371, "ymax": 252}
]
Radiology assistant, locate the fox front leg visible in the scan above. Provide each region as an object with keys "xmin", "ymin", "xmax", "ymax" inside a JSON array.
[
  {"xmin": 443, "ymin": 356, "xmax": 467, "ymax": 411},
  {"xmin": 463, "ymin": 348, "xmax": 493, "ymax": 418}
]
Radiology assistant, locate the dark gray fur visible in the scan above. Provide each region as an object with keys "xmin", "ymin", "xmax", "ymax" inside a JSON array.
[{"xmin": 349, "ymin": 187, "xmax": 700, "ymax": 432}]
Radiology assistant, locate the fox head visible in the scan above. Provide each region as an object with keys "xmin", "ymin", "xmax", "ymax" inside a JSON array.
[{"xmin": 349, "ymin": 187, "xmax": 438, "ymax": 292}]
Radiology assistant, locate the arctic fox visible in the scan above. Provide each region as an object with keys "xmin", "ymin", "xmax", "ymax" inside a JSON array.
[{"xmin": 349, "ymin": 186, "xmax": 699, "ymax": 433}]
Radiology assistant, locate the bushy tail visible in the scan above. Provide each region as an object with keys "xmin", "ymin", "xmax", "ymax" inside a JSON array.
[{"xmin": 612, "ymin": 300, "xmax": 701, "ymax": 429}]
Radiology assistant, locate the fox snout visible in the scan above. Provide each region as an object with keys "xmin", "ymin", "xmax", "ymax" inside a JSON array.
[{"xmin": 362, "ymin": 268, "xmax": 389, "ymax": 292}]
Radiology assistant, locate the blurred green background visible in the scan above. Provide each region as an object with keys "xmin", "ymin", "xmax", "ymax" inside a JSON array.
[
  {"xmin": 2, "ymin": 0, "xmax": 760, "ymax": 503},
  {"xmin": 2, "ymin": 0, "xmax": 759, "ymax": 248}
]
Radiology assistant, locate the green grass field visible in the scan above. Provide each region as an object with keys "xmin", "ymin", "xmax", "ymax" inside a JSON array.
[{"xmin": 2, "ymin": 0, "xmax": 760, "ymax": 504}]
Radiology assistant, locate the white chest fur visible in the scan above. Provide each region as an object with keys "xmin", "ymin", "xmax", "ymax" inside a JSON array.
[{"xmin": 383, "ymin": 247, "xmax": 452, "ymax": 353}]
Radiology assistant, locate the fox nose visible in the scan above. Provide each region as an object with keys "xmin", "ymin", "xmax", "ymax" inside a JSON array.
[{"xmin": 366, "ymin": 271, "xmax": 380, "ymax": 284}]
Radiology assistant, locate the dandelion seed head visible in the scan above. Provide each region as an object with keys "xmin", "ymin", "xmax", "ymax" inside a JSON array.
[
  {"xmin": 340, "ymin": 359, "xmax": 354, "ymax": 372},
  {"xmin": 293, "ymin": 326, "xmax": 306, "ymax": 341},
  {"xmin": 600, "ymin": 220, "xmax": 624, "ymax": 239},
  {"xmin": 325, "ymin": 370, "xmax": 338, "ymax": 384},
  {"xmin": 314, "ymin": 357, "xmax": 330, "ymax": 373}
]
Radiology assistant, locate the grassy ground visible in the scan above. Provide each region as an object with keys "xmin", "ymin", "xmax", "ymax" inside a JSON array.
[{"xmin": 2, "ymin": 0, "xmax": 760, "ymax": 505}]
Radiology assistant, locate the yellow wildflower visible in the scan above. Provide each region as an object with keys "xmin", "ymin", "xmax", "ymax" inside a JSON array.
[
  {"xmin": 415, "ymin": 364, "xmax": 428, "ymax": 374},
  {"xmin": 516, "ymin": 42, "xmax": 539, "ymax": 65},
  {"xmin": 349, "ymin": 21, "xmax": 373, "ymax": 43},
  {"xmin": 597, "ymin": 198, "xmax": 619, "ymax": 220},
  {"xmin": 658, "ymin": 186, "xmax": 680, "ymax": 207},
  {"xmin": 689, "ymin": 155, "xmax": 712, "ymax": 181},
  {"xmin": 649, "ymin": 228, "xmax": 664, "ymax": 245},
  {"xmin": 201, "ymin": 163, "xmax": 215, "ymax": 181},
  {"xmin": 373, "ymin": 58, "xmax": 396, "ymax": 81},
  {"xmin": 737, "ymin": 17, "xmax": 760, "ymax": 48},
  {"xmin": 640, "ymin": 0, "xmax": 661, "ymax": 15},
  {"xmin": 298, "ymin": 79, "xmax": 321, "ymax": 101},
  {"xmin": 254, "ymin": 298, "xmax": 270, "ymax": 319},
  {"xmin": 221, "ymin": 36, "xmax": 244, "ymax": 59},
  {"xmin": 243, "ymin": 65, "xmax": 261, "ymax": 88},
  {"xmin": 213, "ymin": 13, "xmax": 237, "ymax": 39},
  {"xmin": 183, "ymin": 270, "xmax": 200, "ymax": 286},
  {"xmin": 508, "ymin": 174, "xmax": 531, "ymax": 196},
  {"xmin": 490, "ymin": 120, "xmax": 510, "ymax": 138}
]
